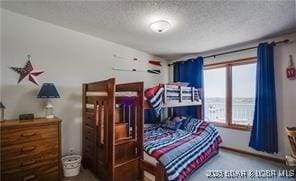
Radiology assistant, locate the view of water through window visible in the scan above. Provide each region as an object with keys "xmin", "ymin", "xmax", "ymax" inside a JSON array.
[
  {"xmin": 204, "ymin": 67, "xmax": 226, "ymax": 123},
  {"xmin": 204, "ymin": 63, "xmax": 256, "ymax": 126},
  {"xmin": 232, "ymin": 64, "xmax": 256, "ymax": 126}
]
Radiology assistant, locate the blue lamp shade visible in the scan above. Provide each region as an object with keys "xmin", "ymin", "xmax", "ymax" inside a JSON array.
[
  {"xmin": 0, "ymin": 102, "xmax": 5, "ymax": 109},
  {"xmin": 37, "ymin": 83, "xmax": 60, "ymax": 98}
]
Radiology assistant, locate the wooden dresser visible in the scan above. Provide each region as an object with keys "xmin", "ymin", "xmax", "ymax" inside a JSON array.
[{"xmin": 0, "ymin": 117, "xmax": 62, "ymax": 181}]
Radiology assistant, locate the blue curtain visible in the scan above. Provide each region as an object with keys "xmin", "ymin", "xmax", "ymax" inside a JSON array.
[
  {"xmin": 173, "ymin": 56, "xmax": 204, "ymax": 118},
  {"xmin": 249, "ymin": 42, "xmax": 278, "ymax": 154}
]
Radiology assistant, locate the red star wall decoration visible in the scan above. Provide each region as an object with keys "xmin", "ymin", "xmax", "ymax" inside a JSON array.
[{"xmin": 10, "ymin": 55, "xmax": 44, "ymax": 85}]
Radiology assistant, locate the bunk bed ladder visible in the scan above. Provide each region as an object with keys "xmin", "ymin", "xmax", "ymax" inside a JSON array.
[
  {"xmin": 83, "ymin": 79, "xmax": 144, "ymax": 181},
  {"xmin": 114, "ymin": 82, "xmax": 144, "ymax": 181}
]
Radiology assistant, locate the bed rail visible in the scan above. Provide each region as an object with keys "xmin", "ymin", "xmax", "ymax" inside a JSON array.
[
  {"xmin": 140, "ymin": 159, "xmax": 165, "ymax": 181},
  {"xmin": 144, "ymin": 84, "xmax": 202, "ymax": 109}
]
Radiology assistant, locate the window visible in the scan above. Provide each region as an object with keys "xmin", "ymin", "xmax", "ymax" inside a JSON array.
[
  {"xmin": 204, "ymin": 58, "xmax": 256, "ymax": 130},
  {"xmin": 232, "ymin": 64, "xmax": 256, "ymax": 126},
  {"xmin": 204, "ymin": 68, "xmax": 226, "ymax": 123}
]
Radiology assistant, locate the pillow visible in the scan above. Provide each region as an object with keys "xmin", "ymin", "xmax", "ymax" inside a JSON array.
[
  {"xmin": 171, "ymin": 116, "xmax": 187, "ymax": 123},
  {"xmin": 183, "ymin": 118, "xmax": 203, "ymax": 134},
  {"xmin": 179, "ymin": 116, "xmax": 192, "ymax": 129},
  {"xmin": 161, "ymin": 118, "xmax": 183, "ymax": 130}
]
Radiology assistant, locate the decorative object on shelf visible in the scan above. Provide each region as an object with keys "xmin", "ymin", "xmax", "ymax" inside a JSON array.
[
  {"xmin": 10, "ymin": 55, "xmax": 44, "ymax": 85},
  {"xmin": 113, "ymin": 54, "xmax": 161, "ymax": 66},
  {"xmin": 37, "ymin": 83, "xmax": 60, "ymax": 119},
  {"xmin": 0, "ymin": 102, "xmax": 5, "ymax": 122},
  {"xmin": 286, "ymin": 55, "xmax": 296, "ymax": 80},
  {"xmin": 112, "ymin": 67, "xmax": 161, "ymax": 74},
  {"xmin": 19, "ymin": 113, "xmax": 34, "ymax": 120}
]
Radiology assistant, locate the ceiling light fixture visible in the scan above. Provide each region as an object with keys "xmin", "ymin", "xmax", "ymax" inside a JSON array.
[{"xmin": 150, "ymin": 20, "xmax": 171, "ymax": 33}]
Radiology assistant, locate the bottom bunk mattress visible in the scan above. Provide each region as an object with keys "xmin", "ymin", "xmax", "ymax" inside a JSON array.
[{"xmin": 144, "ymin": 119, "xmax": 222, "ymax": 181}]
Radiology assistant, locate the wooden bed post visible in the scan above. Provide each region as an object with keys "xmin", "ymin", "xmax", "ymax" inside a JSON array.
[
  {"xmin": 107, "ymin": 78, "xmax": 116, "ymax": 181},
  {"xmin": 140, "ymin": 159, "xmax": 166, "ymax": 181},
  {"xmin": 196, "ymin": 88, "xmax": 203, "ymax": 119},
  {"xmin": 156, "ymin": 163, "xmax": 166, "ymax": 181},
  {"xmin": 138, "ymin": 82, "xmax": 144, "ymax": 180},
  {"xmin": 82, "ymin": 84, "xmax": 87, "ymax": 169}
]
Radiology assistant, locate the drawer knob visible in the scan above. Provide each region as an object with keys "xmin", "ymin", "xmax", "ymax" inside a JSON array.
[
  {"xmin": 21, "ymin": 160, "xmax": 36, "ymax": 167},
  {"xmin": 21, "ymin": 132, "xmax": 36, "ymax": 137},
  {"xmin": 21, "ymin": 146, "xmax": 36, "ymax": 152},
  {"xmin": 23, "ymin": 174, "xmax": 36, "ymax": 181}
]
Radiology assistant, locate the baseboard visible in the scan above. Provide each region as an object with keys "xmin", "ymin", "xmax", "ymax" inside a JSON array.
[{"xmin": 220, "ymin": 146, "xmax": 285, "ymax": 164}]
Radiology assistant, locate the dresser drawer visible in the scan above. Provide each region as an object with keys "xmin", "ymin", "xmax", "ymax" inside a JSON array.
[
  {"xmin": 1, "ymin": 149, "xmax": 59, "ymax": 172},
  {"xmin": 1, "ymin": 139, "xmax": 58, "ymax": 162},
  {"xmin": 1, "ymin": 124, "xmax": 58, "ymax": 147},
  {"xmin": 1, "ymin": 160, "xmax": 59, "ymax": 181}
]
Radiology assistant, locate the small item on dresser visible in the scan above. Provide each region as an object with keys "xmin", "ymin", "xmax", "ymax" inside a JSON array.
[
  {"xmin": 0, "ymin": 102, "xmax": 5, "ymax": 121},
  {"xmin": 19, "ymin": 113, "xmax": 34, "ymax": 120},
  {"xmin": 37, "ymin": 83, "xmax": 60, "ymax": 119}
]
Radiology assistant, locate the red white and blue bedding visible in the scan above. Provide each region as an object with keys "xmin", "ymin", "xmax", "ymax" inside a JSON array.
[{"xmin": 144, "ymin": 118, "xmax": 222, "ymax": 181}]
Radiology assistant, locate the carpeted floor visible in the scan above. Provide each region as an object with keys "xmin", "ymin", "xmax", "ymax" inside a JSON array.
[
  {"xmin": 63, "ymin": 149, "xmax": 295, "ymax": 181},
  {"xmin": 189, "ymin": 149, "xmax": 294, "ymax": 181}
]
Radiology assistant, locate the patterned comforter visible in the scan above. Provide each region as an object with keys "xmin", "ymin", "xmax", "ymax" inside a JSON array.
[{"xmin": 144, "ymin": 119, "xmax": 222, "ymax": 181}]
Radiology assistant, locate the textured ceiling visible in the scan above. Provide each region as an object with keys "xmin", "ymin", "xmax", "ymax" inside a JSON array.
[{"xmin": 2, "ymin": 1, "xmax": 296, "ymax": 60}]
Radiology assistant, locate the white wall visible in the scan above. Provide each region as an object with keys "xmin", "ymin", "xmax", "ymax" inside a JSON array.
[
  {"xmin": 0, "ymin": 9, "xmax": 168, "ymax": 155},
  {"xmin": 169, "ymin": 32, "xmax": 296, "ymax": 159}
]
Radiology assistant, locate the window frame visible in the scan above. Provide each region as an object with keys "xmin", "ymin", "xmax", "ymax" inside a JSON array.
[{"xmin": 204, "ymin": 57, "xmax": 257, "ymax": 131}]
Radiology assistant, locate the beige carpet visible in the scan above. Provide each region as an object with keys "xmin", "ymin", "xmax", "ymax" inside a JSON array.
[
  {"xmin": 63, "ymin": 149, "xmax": 294, "ymax": 181},
  {"xmin": 189, "ymin": 149, "xmax": 294, "ymax": 181}
]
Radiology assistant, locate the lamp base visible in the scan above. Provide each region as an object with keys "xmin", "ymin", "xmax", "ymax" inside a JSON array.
[
  {"xmin": 46, "ymin": 115, "xmax": 55, "ymax": 119},
  {"xmin": 0, "ymin": 110, "xmax": 4, "ymax": 122},
  {"xmin": 45, "ymin": 99, "xmax": 55, "ymax": 119}
]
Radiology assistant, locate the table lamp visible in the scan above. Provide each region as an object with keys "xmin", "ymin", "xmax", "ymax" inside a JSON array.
[
  {"xmin": 0, "ymin": 102, "xmax": 5, "ymax": 121},
  {"xmin": 37, "ymin": 83, "xmax": 60, "ymax": 119}
]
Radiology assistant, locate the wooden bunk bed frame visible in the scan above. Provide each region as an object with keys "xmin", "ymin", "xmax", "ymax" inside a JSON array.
[
  {"xmin": 82, "ymin": 78, "xmax": 148, "ymax": 181},
  {"xmin": 141, "ymin": 85, "xmax": 203, "ymax": 181},
  {"xmin": 82, "ymin": 78, "xmax": 202, "ymax": 181}
]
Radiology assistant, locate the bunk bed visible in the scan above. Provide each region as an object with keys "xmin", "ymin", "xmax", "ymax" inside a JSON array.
[
  {"xmin": 141, "ymin": 83, "xmax": 222, "ymax": 181},
  {"xmin": 82, "ymin": 78, "xmax": 221, "ymax": 181},
  {"xmin": 82, "ymin": 78, "xmax": 144, "ymax": 181}
]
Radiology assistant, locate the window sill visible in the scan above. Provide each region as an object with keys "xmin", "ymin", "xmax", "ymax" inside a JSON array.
[{"xmin": 209, "ymin": 122, "xmax": 252, "ymax": 131}]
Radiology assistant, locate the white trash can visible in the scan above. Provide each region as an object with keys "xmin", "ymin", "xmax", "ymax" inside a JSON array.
[{"xmin": 62, "ymin": 155, "xmax": 82, "ymax": 177}]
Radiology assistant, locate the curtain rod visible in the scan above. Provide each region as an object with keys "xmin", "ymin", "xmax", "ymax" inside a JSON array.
[{"xmin": 168, "ymin": 39, "xmax": 290, "ymax": 66}]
